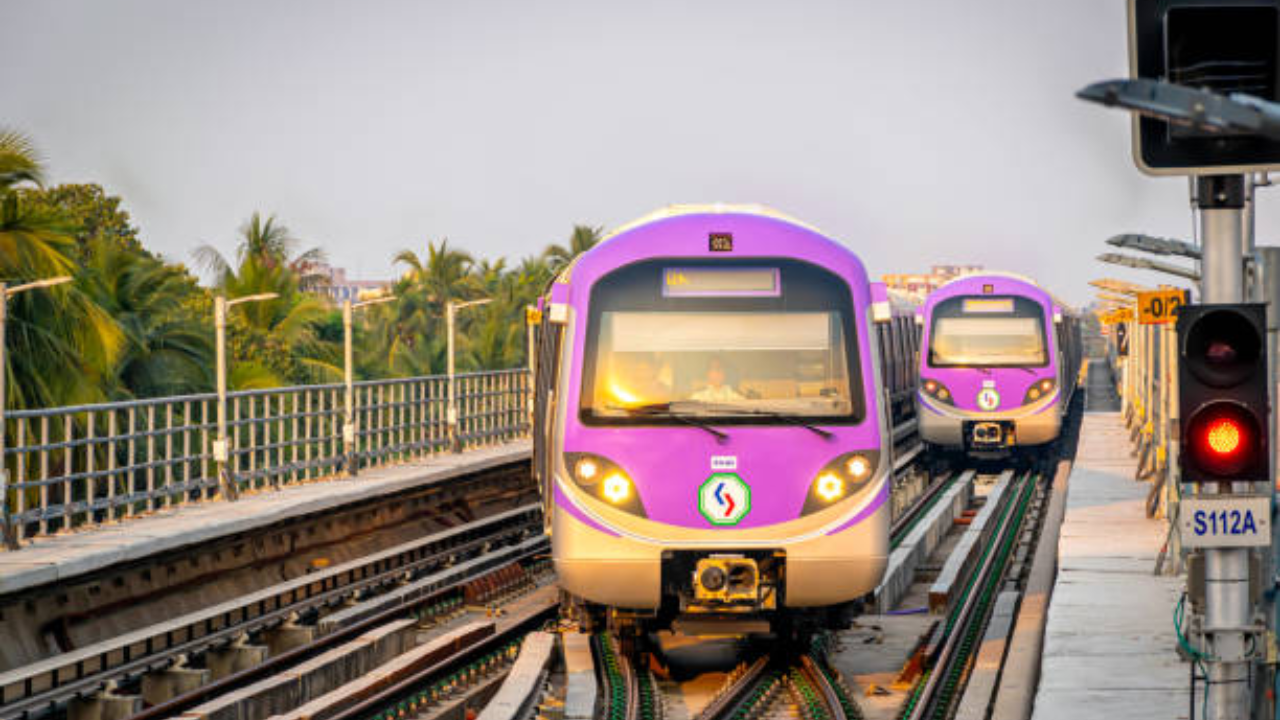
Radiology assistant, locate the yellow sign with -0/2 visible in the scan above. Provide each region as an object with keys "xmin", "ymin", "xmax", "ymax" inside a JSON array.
[{"xmin": 1137, "ymin": 289, "xmax": 1189, "ymax": 325}]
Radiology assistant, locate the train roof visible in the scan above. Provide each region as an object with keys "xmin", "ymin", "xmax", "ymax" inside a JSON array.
[
  {"xmin": 598, "ymin": 203, "xmax": 828, "ymax": 244},
  {"xmin": 555, "ymin": 204, "xmax": 873, "ymax": 300},
  {"xmin": 929, "ymin": 271, "xmax": 1077, "ymax": 316}
]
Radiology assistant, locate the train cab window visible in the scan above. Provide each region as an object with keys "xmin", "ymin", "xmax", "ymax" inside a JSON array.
[
  {"xmin": 928, "ymin": 296, "xmax": 1048, "ymax": 368},
  {"xmin": 580, "ymin": 259, "xmax": 864, "ymax": 425}
]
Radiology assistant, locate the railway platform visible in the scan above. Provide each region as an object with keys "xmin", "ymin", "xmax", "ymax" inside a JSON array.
[
  {"xmin": 1030, "ymin": 409, "xmax": 1187, "ymax": 720},
  {"xmin": 0, "ymin": 441, "xmax": 530, "ymax": 597}
]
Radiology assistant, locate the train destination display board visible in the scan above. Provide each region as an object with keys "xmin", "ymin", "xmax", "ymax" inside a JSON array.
[{"xmin": 662, "ymin": 267, "xmax": 780, "ymax": 297}]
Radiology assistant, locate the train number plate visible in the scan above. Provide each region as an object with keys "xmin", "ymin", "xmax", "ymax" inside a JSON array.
[{"xmin": 1180, "ymin": 496, "xmax": 1271, "ymax": 548}]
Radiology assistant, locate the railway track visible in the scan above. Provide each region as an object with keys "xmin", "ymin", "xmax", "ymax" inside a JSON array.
[
  {"xmin": 894, "ymin": 467, "xmax": 1045, "ymax": 720},
  {"xmin": 0, "ymin": 504, "xmax": 549, "ymax": 720}
]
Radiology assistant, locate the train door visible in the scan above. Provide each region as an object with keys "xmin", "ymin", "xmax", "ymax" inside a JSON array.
[{"xmin": 531, "ymin": 301, "xmax": 565, "ymax": 529}]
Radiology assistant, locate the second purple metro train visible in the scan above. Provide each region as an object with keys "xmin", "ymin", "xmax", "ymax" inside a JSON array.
[
  {"xmin": 530, "ymin": 205, "xmax": 919, "ymax": 638},
  {"xmin": 916, "ymin": 273, "xmax": 1081, "ymax": 457}
]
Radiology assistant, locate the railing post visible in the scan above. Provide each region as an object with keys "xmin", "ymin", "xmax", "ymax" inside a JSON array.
[{"xmin": 0, "ymin": 283, "xmax": 16, "ymax": 550}]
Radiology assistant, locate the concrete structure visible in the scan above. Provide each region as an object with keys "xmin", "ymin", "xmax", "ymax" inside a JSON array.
[
  {"xmin": 302, "ymin": 262, "xmax": 392, "ymax": 302},
  {"xmin": 0, "ymin": 441, "xmax": 530, "ymax": 597},
  {"xmin": 1031, "ymin": 411, "xmax": 1188, "ymax": 720}
]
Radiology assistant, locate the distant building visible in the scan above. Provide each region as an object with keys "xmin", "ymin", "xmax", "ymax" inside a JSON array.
[
  {"xmin": 881, "ymin": 264, "xmax": 984, "ymax": 302},
  {"xmin": 302, "ymin": 262, "xmax": 392, "ymax": 302}
]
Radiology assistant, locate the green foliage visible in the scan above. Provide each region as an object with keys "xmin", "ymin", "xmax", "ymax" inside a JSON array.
[
  {"xmin": 1, "ymin": 131, "xmax": 126, "ymax": 410},
  {"xmin": 20, "ymin": 183, "xmax": 144, "ymax": 259},
  {"xmin": 2, "ymin": 129, "xmax": 604, "ymax": 410}
]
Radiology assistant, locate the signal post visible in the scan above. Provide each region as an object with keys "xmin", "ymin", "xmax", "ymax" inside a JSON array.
[
  {"xmin": 1183, "ymin": 175, "xmax": 1267, "ymax": 720},
  {"xmin": 1078, "ymin": 1, "xmax": 1280, "ymax": 717}
]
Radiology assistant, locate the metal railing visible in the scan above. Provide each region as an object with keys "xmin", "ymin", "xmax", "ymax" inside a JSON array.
[
  {"xmin": 1106, "ymin": 312, "xmax": 1184, "ymax": 574},
  {"xmin": 0, "ymin": 368, "xmax": 530, "ymax": 548}
]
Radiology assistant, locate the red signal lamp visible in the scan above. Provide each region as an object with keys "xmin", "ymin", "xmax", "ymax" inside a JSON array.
[
  {"xmin": 1205, "ymin": 418, "xmax": 1242, "ymax": 456},
  {"xmin": 1186, "ymin": 402, "xmax": 1261, "ymax": 478}
]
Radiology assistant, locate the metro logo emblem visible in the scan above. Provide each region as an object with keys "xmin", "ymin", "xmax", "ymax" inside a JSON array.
[
  {"xmin": 698, "ymin": 473, "xmax": 751, "ymax": 526},
  {"xmin": 976, "ymin": 388, "xmax": 1000, "ymax": 411}
]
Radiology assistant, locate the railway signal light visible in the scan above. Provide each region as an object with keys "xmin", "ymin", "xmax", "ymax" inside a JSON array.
[
  {"xmin": 1177, "ymin": 303, "xmax": 1270, "ymax": 483},
  {"xmin": 1128, "ymin": 0, "xmax": 1280, "ymax": 174}
]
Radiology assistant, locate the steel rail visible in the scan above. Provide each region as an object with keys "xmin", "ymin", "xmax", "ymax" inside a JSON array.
[
  {"xmin": 126, "ymin": 546, "xmax": 551, "ymax": 720},
  {"xmin": 0, "ymin": 506, "xmax": 546, "ymax": 720},
  {"xmin": 324, "ymin": 605, "xmax": 558, "ymax": 720},
  {"xmin": 890, "ymin": 469, "xmax": 955, "ymax": 549},
  {"xmin": 898, "ymin": 469, "xmax": 1038, "ymax": 720}
]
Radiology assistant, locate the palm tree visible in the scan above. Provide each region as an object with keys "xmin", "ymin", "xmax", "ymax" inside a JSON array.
[
  {"xmin": 378, "ymin": 240, "xmax": 479, "ymax": 375},
  {"xmin": 543, "ymin": 224, "xmax": 603, "ymax": 270},
  {"xmin": 194, "ymin": 213, "xmax": 341, "ymax": 386},
  {"xmin": 1, "ymin": 130, "xmax": 123, "ymax": 410},
  {"xmin": 79, "ymin": 238, "xmax": 213, "ymax": 398},
  {"xmin": 195, "ymin": 211, "xmax": 328, "ymax": 289}
]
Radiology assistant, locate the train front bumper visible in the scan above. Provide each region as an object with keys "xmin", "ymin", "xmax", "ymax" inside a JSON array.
[
  {"xmin": 917, "ymin": 393, "xmax": 1062, "ymax": 448},
  {"xmin": 552, "ymin": 487, "xmax": 889, "ymax": 610}
]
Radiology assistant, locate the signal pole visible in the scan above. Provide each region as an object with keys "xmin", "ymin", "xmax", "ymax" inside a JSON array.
[{"xmin": 1197, "ymin": 174, "xmax": 1251, "ymax": 720}]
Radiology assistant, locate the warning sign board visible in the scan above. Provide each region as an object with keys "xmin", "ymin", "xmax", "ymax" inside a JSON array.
[
  {"xmin": 1100, "ymin": 308, "xmax": 1133, "ymax": 325},
  {"xmin": 1138, "ymin": 289, "xmax": 1189, "ymax": 325}
]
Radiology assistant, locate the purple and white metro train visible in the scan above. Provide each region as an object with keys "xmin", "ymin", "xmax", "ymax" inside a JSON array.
[
  {"xmin": 916, "ymin": 273, "xmax": 1081, "ymax": 457},
  {"xmin": 530, "ymin": 205, "xmax": 918, "ymax": 636}
]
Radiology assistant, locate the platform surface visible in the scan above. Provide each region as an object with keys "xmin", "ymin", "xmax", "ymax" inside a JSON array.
[
  {"xmin": 0, "ymin": 441, "xmax": 531, "ymax": 597},
  {"xmin": 1031, "ymin": 412, "xmax": 1188, "ymax": 720}
]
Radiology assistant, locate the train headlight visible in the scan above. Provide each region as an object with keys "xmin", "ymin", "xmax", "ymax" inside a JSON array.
[
  {"xmin": 575, "ymin": 458, "xmax": 599, "ymax": 482},
  {"xmin": 921, "ymin": 379, "xmax": 954, "ymax": 406},
  {"xmin": 1023, "ymin": 378, "xmax": 1055, "ymax": 405},
  {"xmin": 802, "ymin": 451, "xmax": 880, "ymax": 516},
  {"xmin": 563, "ymin": 452, "xmax": 647, "ymax": 517},
  {"xmin": 845, "ymin": 454, "xmax": 871, "ymax": 480},
  {"xmin": 816, "ymin": 473, "xmax": 844, "ymax": 502},
  {"xmin": 602, "ymin": 472, "xmax": 632, "ymax": 504}
]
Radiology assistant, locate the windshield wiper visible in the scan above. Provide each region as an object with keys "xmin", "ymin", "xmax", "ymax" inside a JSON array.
[
  {"xmin": 696, "ymin": 403, "xmax": 835, "ymax": 440},
  {"xmin": 605, "ymin": 403, "xmax": 730, "ymax": 443}
]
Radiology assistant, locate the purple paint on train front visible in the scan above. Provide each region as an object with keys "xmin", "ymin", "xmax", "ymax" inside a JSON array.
[
  {"xmin": 559, "ymin": 212, "xmax": 883, "ymax": 530},
  {"xmin": 920, "ymin": 274, "xmax": 1058, "ymax": 412}
]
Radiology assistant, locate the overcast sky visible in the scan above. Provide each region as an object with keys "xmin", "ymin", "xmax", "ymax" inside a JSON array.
[{"xmin": 0, "ymin": 0, "xmax": 1256, "ymax": 305}]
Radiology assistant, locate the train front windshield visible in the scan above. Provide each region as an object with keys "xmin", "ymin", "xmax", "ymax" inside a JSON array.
[
  {"xmin": 580, "ymin": 260, "xmax": 864, "ymax": 424},
  {"xmin": 928, "ymin": 296, "xmax": 1048, "ymax": 367}
]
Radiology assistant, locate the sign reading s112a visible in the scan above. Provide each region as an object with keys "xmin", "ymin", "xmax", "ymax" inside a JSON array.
[
  {"xmin": 1180, "ymin": 496, "xmax": 1271, "ymax": 548},
  {"xmin": 1138, "ymin": 289, "xmax": 1189, "ymax": 325}
]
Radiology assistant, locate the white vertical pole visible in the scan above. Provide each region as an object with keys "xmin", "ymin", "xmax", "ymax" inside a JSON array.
[
  {"xmin": 447, "ymin": 302, "xmax": 458, "ymax": 452},
  {"xmin": 214, "ymin": 296, "xmax": 237, "ymax": 500},
  {"xmin": 1198, "ymin": 174, "xmax": 1250, "ymax": 720},
  {"xmin": 343, "ymin": 299, "xmax": 356, "ymax": 476}
]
